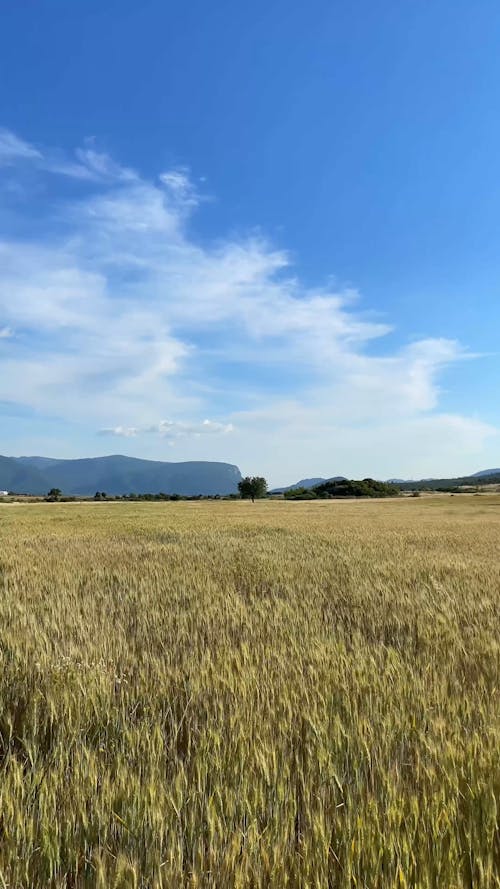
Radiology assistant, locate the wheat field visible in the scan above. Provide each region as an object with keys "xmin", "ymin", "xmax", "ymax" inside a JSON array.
[{"xmin": 0, "ymin": 497, "xmax": 498, "ymax": 888}]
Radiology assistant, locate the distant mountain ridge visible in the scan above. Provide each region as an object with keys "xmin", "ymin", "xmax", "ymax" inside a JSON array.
[
  {"xmin": 388, "ymin": 469, "xmax": 500, "ymax": 485},
  {"xmin": 396, "ymin": 470, "xmax": 500, "ymax": 491},
  {"xmin": 0, "ymin": 455, "xmax": 242, "ymax": 496},
  {"xmin": 15, "ymin": 456, "xmax": 62, "ymax": 470},
  {"xmin": 471, "ymin": 468, "xmax": 500, "ymax": 478}
]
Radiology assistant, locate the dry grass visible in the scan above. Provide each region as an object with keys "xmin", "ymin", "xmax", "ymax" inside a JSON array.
[{"xmin": 0, "ymin": 497, "xmax": 498, "ymax": 887}]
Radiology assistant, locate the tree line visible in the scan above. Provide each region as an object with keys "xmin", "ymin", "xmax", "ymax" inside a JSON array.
[{"xmin": 40, "ymin": 477, "xmax": 399, "ymax": 503}]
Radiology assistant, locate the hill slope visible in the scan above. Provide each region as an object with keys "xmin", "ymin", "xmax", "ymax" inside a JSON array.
[{"xmin": 0, "ymin": 457, "xmax": 48, "ymax": 494}]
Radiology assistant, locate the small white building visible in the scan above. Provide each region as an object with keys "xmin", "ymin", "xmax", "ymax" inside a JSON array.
[{"xmin": 0, "ymin": 491, "xmax": 9, "ymax": 496}]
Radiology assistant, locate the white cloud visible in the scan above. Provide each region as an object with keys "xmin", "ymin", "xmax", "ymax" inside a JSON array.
[
  {"xmin": 0, "ymin": 128, "xmax": 494, "ymax": 480},
  {"xmin": 0, "ymin": 326, "xmax": 13, "ymax": 338},
  {"xmin": 100, "ymin": 419, "xmax": 234, "ymax": 439},
  {"xmin": 222, "ymin": 403, "xmax": 498, "ymax": 483}
]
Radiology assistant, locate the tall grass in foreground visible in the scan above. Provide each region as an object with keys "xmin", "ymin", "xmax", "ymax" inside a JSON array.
[{"xmin": 0, "ymin": 497, "xmax": 498, "ymax": 887}]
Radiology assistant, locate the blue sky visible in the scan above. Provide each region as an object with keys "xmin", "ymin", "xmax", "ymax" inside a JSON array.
[{"xmin": 0, "ymin": 0, "xmax": 499, "ymax": 484}]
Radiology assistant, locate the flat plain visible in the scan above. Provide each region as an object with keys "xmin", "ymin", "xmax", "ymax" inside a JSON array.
[{"xmin": 0, "ymin": 497, "xmax": 498, "ymax": 888}]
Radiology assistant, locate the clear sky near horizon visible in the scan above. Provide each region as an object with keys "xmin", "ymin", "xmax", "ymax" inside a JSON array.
[{"xmin": 0, "ymin": 0, "xmax": 499, "ymax": 485}]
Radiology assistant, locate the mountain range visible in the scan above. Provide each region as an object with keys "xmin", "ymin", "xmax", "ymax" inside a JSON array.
[
  {"xmin": 275, "ymin": 469, "xmax": 500, "ymax": 493},
  {"xmin": 0, "ymin": 455, "xmax": 242, "ymax": 496},
  {"xmin": 2, "ymin": 457, "xmax": 500, "ymax": 498}
]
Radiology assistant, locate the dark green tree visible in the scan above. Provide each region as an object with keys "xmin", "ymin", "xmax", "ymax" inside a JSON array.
[
  {"xmin": 47, "ymin": 488, "xmax": 62, "ymax": 501},
  {"xmin": 313, "ymin": 478, "xmax": 399, "ymax": 499},
  {"xmin": 284, "ymin": 486, "xmax": 317, "ymax": 500},
  {"xmin": 238, "ymin": 476, "xmax": 268, "ymax": 503}
]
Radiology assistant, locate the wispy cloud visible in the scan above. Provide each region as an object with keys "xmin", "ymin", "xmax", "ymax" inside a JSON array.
[
  {"xmin": 0, "ymin": 129, "xmax": 42, "ymax": 163},
  {"xmin": 0, "ymin": 128, "xmax": 135, "ymax": 182},
  {"xmin": 152, "ymin": 419, "xmax": 234, "ymax": 437},
  {"xmin": 99, "ymin": 426, "xmax": 139, "ymax": 438},
  {"xmin": 0, "ymin": 128, "xmax": 493, "ymax": 479},
  {"xmin": 159, "ymin": 168, "xmax": 200, "ymax": 209}
]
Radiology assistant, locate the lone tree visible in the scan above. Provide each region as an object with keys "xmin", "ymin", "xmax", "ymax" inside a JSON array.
[
  {"xmin": 47, "ymin": 488, "xmax": 62, "ymax": 501},
  {"xmin": 238, "ymin": 476, "xmax": 268, "ymax": 503}
]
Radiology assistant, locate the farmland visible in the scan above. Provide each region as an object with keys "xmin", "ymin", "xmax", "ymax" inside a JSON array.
[{"xmin": 0, "ymin": 497, "xmax": 498, "ymax": 887}]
